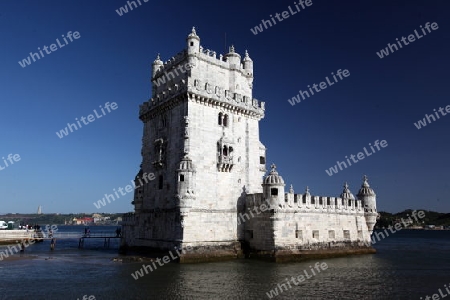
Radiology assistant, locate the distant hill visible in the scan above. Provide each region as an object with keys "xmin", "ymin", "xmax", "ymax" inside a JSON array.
[{"xmin": 376, "ymin": 209, "xmax": 450, "ymax": 228}]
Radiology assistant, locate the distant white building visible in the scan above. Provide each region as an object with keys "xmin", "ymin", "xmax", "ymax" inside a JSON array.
[{"xmin": 121, "ymin": 28, "xmax": 378, "ymax": 262}]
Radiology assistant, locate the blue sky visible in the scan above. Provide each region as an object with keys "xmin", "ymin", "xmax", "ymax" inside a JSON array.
[{"xmin": 0, "ymin": 0, "xmax": 449, "ymax": 214}]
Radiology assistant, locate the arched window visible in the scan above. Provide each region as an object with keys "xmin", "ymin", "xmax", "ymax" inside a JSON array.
[
  {"xmin": 223, "ymin": 114, "xmax": 229, "ymax": 127},
  {"xmin": 223, "ymin": 146, "xmax": 228, "ymax": 156},
  {"xmin": 218, "ymin": 113, "xmax": 223, "ymax": 125}
]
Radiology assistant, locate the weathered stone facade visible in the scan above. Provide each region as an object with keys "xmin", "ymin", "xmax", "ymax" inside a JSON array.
[{"xmin": 120, "ymin": 28, "xmax": 377, "ymax": 262}]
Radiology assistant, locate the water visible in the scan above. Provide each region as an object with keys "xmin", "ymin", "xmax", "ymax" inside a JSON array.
[{"xmin": 0, "ymin": 226, "xmax": 448, "ymax": 299}]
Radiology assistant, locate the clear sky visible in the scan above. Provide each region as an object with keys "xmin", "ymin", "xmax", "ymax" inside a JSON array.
[{"xmin": 1, "ymin": 0, "xmax": 449, "ymax": 214}]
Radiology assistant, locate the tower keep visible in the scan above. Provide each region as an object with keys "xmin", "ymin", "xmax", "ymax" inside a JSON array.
[{"xmin": 121, "ymin": 28, "xmax": 267, "ymax": 261}]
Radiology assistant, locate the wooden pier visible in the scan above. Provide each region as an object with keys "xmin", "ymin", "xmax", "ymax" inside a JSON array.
[
  {"xmin": 78, "ymin": 232, "xmax": 121, "ymax": 249},
  {"xmin": 0, "ymin": 230, "xmax": 121, "ymax": 249}
]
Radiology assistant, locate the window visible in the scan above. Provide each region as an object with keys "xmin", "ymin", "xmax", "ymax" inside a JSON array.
[
  {"xmin": 218, "ymin": 113, "xmax": 223, "ymax": 125},
  {"xmin": 270, "ymin": 188, "xmax": 278, "ymax": 196},
  {"xmin": 327, "ymin": 197, "xmax": 331, "ymax": 206},
  {"xmin": 158, "ymin": 175, "xmax": 163, "ymax": 189},
  {"xmin": 179, "ymin": 175, "xmax": 184, "ymax": 182},
  {"xmin": 217, "ymin": 139, "xmax": 234, "ymax": 172},
  {"xmin": 312, "ymin": 230, "xmax": 319, "ymax": 239},
  {"xmin": 343, "ymin": 230, "xmax": 350, "ymax": 239},
  {"xmin": 223, "ymin": 114, "xmax": 229, "ymax": 127},
  {"xmin": 153, "ymin": 139, "xmax": 165, "ymax": 167},
  {"xmin": 296, "ymin": 230, "xmax": 303, "ymax": 240},
  {"xmin": 329, "ymin": 230, "xmax": 335, "ymax": 239},
  {"xmin": 190, "ymin": 42, "xmax": 194, "ymax": 46},
  {"xmin": 260, "ymin": 156, "xmax": 266, "ymax": 164},
  {"xmin": 160, "ymin": 115, "xmax": 167, "ymax": 128}
]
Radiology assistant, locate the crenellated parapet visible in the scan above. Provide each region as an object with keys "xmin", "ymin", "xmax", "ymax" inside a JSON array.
[
  {"xmin": 142, "ymin": 27, "xmax": 264, "ymax": 121},
  {"xmin": 245, "ymin": 192, "xmax": 364, "ymax": 215},
  {"xmin": 281, "ymin": 192, "xmax": 364, "ymax": 214}
]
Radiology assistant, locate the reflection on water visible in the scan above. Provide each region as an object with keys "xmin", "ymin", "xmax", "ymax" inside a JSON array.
[{"xmin": 0, "ymin": 227, "xmax": 449, "ymax": 300}]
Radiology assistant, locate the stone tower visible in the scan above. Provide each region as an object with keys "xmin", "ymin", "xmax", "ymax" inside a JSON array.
[
  {"xmin": 262, "ymin": 164, "xmax": 286, "ymax": 207},
  {"xmin": 121, "ymin": 28, "xmax": 266, "ymax": 261},
  {"xmin": 357, "ymin": 175, "xmax": 378, "ymax": 234}
]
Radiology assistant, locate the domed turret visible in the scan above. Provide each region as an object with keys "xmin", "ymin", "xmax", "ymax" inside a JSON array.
[
  {"xmin": 357, "ymin": 175, "xmax": 377, "ymax": 233},
  {"xmin": 340, "ymin": 182, "xmax": 355, "ymax": 200},
  {"xmin": 152, "ymin": 53, "xmax": 163, "ymax": 78},
  {"xmin": 263, "ymin": 165, "xmax": 285, "ymax": 185},
  {"xmin": 357, "ymin": 175, "xmax": 376, "ymax": 197},
  {"xmin": 186, "ymin": 27, "xmax": 200, "ymax": 55},
  {"xmin": 262, "ymin": 164, "xmax": 285, "ymax": 207},
  {"xmin": 242, "ymin": 50, "xmax": 253, "ymax": 76},
  {"xmin": 224, "ymin": 45, "xmax": 241, "ymax": 68}
]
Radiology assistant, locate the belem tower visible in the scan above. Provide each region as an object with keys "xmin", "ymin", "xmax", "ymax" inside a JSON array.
[{"xmin": 120, "ymin": 28, "xmax": 378, "ymax": 262}]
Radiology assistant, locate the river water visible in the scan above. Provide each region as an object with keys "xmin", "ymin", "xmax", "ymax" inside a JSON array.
[{"xmin": 0, "ymin": 226, "xmax": 448, "ymax": 299}]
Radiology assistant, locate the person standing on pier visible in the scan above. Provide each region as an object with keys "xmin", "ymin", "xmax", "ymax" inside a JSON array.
[{"xmin": 50, "ymin": 238, "xmax": 55, "ymax": 250}]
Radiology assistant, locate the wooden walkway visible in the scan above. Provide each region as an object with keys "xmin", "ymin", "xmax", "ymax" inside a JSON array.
[
  {"xmin": 0, "ymin": 231, "xmax": 121, "ymax": 249},
  {"xmin": 77, "ymin": 233, "xmax": 121, "ymax": 249}
]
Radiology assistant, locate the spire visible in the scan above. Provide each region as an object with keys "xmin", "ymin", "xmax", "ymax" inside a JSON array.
[
  {"xmin": 229, "ymin": 45, "xmax": 235, "ymax": 53},
  {"xmin": 188, "ymin": 26, "xmax": 198, "ymax": 37},
  {"xmin": 289, "ymin": 184, "xmax": 294, "ymax": 194},
  {"xmin": 305, "ymin": 186, "xmax": 310, "ymax": 195},
  {"xmin": 187, "ymin": 26, "xmax": 200, "ymax": 41},
  {"xmin": 362, "ymin": 175, "xmax": 370, "ymax": 187},
  {"xmin": 153, "ymin": 53, "xmax": 163, "ymax": 64},
  {"xmin": 243, "ymin": 50, "xmax": 252, "ymax": 61},
  {"xmin": 152, "ymin": 53, "xmax": 163, "ymax": 77},
  {"xmin": 270, "ymin": 163, "xmax": 276, "ymax": 171}
]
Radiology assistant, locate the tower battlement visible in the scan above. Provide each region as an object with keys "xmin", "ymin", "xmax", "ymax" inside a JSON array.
[{"xmin": 141, "ymin": 27, "xmax": 264, "ymax": 121}]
